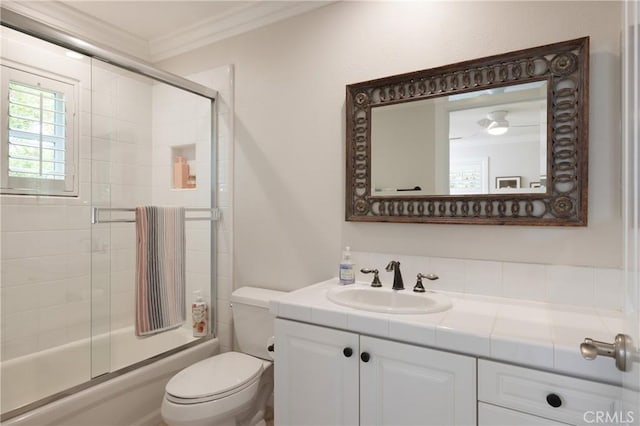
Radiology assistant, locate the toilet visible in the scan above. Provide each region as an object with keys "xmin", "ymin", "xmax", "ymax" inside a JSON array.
[{"xmin": 161, "ymin": 287, "xmax": 285, "ymax": 426}]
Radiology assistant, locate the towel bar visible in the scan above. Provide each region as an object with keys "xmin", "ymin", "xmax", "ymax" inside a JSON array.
[{"xmin": 91, "ymin": 207, "xmax": 221, "ymax": 224}]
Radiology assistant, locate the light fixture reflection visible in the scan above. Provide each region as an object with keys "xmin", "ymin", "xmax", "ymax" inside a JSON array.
[
  {"xmin": 487, "ymin": 122, "xmax": 509, "ymax": 135},
  {"xmin": 486, "ymin": 110, "xmax": 509, "ymax": 135}
]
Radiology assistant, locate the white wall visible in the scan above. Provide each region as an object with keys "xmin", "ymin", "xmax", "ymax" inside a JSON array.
[
  {"xmin": 451, "ymin": 139, "xmax": 542, "ymax": 192},
  {"xmin": 158, "ymin": 1, "xmax": 623, "ymax": 293},
  {"xmin": 1, "ymin": 28, "xmax": 93, "ymax": 362},
  {"xmin": 371, "ymin": 102, "xmax": 435, "ymax": 193}
]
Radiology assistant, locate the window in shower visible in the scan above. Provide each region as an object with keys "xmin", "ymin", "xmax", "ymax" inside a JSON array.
[{"xmin": 1, "ymin": 65, "xmax": 78, "ymax": 196}]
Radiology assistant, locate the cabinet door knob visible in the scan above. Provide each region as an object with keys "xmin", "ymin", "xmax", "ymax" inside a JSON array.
[
  {"xmin": 360, "ymin": 352, "xmax": 370, "ymax": 362},
  {"xmin": 546, "ymin": 393, "xmax": 562, "ymax": 408},
  {"xmin": 580, "ymin": 334, "xmax": 636, "ymax": 372},
  {"xmin": 343, "ymin": 347, "xmax": 353, "ymax": 357}
]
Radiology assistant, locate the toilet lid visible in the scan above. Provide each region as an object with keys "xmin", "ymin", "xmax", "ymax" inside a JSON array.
[{"xmin": 166, "ymin": 352, "xmax": 264, "ymax": 401}]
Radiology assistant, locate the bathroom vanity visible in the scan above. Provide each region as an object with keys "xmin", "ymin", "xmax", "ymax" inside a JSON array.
[
  {"xmin": 271, "ymin": 279, "xmax": 624, "ymax": 426},
  {"xmin": 275, "ymin": 318, "xmax": 475, "ymax": 425}
]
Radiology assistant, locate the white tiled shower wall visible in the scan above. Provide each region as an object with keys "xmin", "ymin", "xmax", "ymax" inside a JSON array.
[
  {"xmin": 1, "ymin": 28, "xmax": 93, "ymax": 362},
  {"xmin": 93, "ymin": 63, "xmax": 218, "ymax": 339},
  {"xmin": 92, "ymin": 65, "xmax": 214, "ymax": 335},
  {"xmin": 1, "ymin": 28, "xmax": 231, "ymax": 362},
  {"xmin": 90, "ymin": 61, "xmax": 153, "ymax": 337},
  {"xmin": 150, "ymin": 77, "xmax": 213, "ymax": 333},
  {"xmin": 352, "ymin": 252, "xmax": 623, "ymax": 311}
]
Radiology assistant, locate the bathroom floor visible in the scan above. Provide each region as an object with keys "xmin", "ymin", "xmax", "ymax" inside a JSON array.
[
  {"xmin": 156, "ymin": 409, "xmax": 273, "ymax": 426},
  {"xmin": 157, "ymin": 420, "xmax": 272, "ymax": 425}
]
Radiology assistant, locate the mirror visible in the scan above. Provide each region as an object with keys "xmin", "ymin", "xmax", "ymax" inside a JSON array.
[
  {"xmin": 346, "ymin": 37, "xmax": 589, "ymax": 225},
  {"xmin": 371, "ymin": 81, "xmax": 548, "ymax": 196}
]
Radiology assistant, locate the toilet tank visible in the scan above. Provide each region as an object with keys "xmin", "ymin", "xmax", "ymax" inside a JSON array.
[{"xmin": 230, "ymin": 287, "xmax": 286, "ymax": 360}]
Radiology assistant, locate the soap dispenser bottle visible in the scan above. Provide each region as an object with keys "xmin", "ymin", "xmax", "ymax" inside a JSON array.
[
  {"xmin": 339, "ymin": 246, "xmax": 355, "ymax": 285},
  {"xmin": 191, "ymin": 291, "xmax": 208, "ymax": 337}
]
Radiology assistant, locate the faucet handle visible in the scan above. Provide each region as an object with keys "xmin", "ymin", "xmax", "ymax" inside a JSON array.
[
  {"xmin": 360, "ymin": 269, "xmax": 382, "ymax": 287},
  {"xmin": 413, "ymin": 273, "xmax": 439, "ymax": 293}
]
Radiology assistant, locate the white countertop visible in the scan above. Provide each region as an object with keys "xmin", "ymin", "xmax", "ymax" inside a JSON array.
[{"xmin": 270, "ymin": 278, "xmax": 624, "ymax": 385}]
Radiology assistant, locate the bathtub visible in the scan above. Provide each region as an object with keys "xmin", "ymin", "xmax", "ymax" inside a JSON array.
[{"xmin": 1, "ymin": 326, "xmax": 218, "ymax": 425}]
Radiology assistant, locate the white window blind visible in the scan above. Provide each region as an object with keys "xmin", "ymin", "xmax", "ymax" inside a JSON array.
[
  {"xmin": 1, "ymin": 65, "xmax": 78, "ymax": 196},
  {"xmin": 8, "ymin": 81, "xmax": 67, "ymax": 179}
]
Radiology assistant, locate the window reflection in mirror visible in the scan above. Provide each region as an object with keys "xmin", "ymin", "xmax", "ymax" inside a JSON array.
[{"xmin": 370, "ymin": 81, "xmax": 548, "ymax": 196}]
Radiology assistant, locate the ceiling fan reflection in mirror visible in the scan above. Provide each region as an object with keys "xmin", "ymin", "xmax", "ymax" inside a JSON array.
[{"xmin": 477, "ymin": 110, "xmax": 539, "ymax": 136}]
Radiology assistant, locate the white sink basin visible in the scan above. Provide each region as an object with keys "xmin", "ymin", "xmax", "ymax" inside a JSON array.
[{"xmin": 326, "ymin": 285, "xmax": 452, "ymax": 314}]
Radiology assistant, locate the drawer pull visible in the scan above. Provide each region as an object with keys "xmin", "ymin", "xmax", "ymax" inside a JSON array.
[
  {"xmin": 343, "ymin": 347, "xmax": 353, "ymax": 357},
  {"xmin": 361, "ymin": 352, "xmax": 371, "ymax": 362},
  {"xmin": 546, "ymin": 393, "xmax": 562, "ymax": 408}
]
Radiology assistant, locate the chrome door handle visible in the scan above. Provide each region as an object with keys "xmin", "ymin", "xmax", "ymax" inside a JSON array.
[{"xmin": 580, "ymin": 334, "xmax": 634, "ymax": 372}]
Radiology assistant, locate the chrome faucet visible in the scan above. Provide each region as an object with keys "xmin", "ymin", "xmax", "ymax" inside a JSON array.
[{"xmin": 385, "ymin": 261, "xmax": 404, "ymax": 290}]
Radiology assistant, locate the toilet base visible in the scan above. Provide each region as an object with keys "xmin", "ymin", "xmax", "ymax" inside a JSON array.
[{"xmin": 161, "ymin": 362, "xmax": 273, "ymax": 426}]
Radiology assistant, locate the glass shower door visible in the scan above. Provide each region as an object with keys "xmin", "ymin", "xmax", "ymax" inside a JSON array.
[{"xmin": 90, "ymin": 58, "xmax": 213, "ymax": 377}]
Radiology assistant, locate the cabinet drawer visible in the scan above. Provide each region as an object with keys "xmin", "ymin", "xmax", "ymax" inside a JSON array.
[
  {"xmin": 478, "ymin": 359, "xmax": 622, "ymax": 425},
  {"xmin": 479, "ymin": 402, "xmax": 570, "ymax": 425}
]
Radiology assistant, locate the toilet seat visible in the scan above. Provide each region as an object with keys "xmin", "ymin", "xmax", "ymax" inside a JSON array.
[{"xmin": 165, "ymin": 352, "xmax": 264, "ymax": 405}]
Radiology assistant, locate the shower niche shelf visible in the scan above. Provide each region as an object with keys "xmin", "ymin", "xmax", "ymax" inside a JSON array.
[{"xmin": 172, "ymin": 145, "xmax": 196, "ymax": 189}]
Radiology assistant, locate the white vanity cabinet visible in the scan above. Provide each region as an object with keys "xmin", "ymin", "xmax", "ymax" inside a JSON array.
[
  {"xmin": 478, "ymin": 360, "xmax": 623, "ymax": 426},
  {"xmin": 274, "ymin": 319, "xmax": 477, "ymax": 426},
  {"xmin": 274, "ymin": 318, "xmax": 359, "ymax": 425}
]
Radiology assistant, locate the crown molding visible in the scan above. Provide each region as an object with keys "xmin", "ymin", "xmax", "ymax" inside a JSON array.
[
  {"xmin": 2, "ymin": 1, "xmax": 333, "ymax": 64},
  {"xmin": 1, "ymin": 0, "xmax": 151, "ymax": 61},
  {"xmin": 148, "ymin": 1, "xmax": 332, "ymax": 62}
]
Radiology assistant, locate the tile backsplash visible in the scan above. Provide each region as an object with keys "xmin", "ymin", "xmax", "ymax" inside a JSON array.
[{"xmin": 351, "ymin": 251, "xmax": 623, "ymax": 311}]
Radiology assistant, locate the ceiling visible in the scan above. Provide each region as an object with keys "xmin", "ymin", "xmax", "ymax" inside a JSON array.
[{"xmin": 6, "ymin": 1, "xmax": 331, "ymax": 61}]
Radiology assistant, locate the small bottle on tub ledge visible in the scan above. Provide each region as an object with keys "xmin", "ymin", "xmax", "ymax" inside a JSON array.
[{"xmin": 192, "ymin": 291, "xmax": 208, "ymax": 337}]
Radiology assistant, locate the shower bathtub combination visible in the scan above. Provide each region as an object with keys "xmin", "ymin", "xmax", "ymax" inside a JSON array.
[
  {"xmin": 1, "ymin": 8, "xmax": 220, "ymax": 424},
  {"xmin": 2, "ymin": 329, "xmax": 218, "ymax": 426}
]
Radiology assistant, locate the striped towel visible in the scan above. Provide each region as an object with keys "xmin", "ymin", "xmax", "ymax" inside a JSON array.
[{"xmin": 135, "ymin": 206, "xmax": 186, "ymax": 336}]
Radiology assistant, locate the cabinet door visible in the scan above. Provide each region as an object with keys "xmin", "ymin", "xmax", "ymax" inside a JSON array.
[
  {"xmin": 360, "ymin": 336, "xmax": 476, "ymax": 426},
  {"xmin": 478, "ymin": 402, "xmax": 570, "ymax": 425},
  {"xmin": 274, "ymin": 319, "xmax": 359, "ymax": 426}
]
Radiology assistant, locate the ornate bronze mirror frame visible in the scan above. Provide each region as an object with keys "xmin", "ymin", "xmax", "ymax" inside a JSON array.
[{"xmin": 346, "ymin": 37, "xmax": 589, "ymax": 225}]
